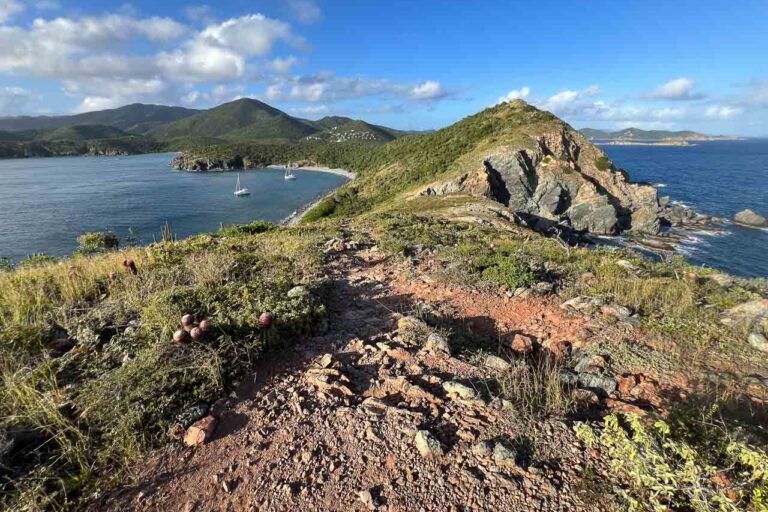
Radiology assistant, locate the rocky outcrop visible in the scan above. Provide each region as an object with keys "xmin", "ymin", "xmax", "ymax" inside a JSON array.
[
  {"xmin": 734, "ymin": 209, "xmax": 768, "ymax": 228},
  {"xmin": 420, "ymin": 126, "xmax": 661, "ymax": 235},
  {"xmin": 171, "ymin": 154, "xmax": 252, "ymax": 172}
]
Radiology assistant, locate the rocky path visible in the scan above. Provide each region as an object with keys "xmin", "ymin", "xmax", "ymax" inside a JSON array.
[{"xmin": 101, "ymin": 243, "xmax": 607, "ymax": 512}]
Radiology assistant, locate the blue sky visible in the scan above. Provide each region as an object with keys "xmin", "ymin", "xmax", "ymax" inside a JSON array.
[{"xmin": 0, "ymin": 0, "xmax": 767, "ymax": 135}]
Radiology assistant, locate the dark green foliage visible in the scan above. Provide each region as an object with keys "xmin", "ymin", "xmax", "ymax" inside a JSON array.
[
  {"xmin": 17, "ymin": 254, "xmax": 58, "ymax": 269},
  {"xmin": 76, "ymin": 231, "xmax": 119, "ymax": 255},
  {"xmin": 595, "ymin": 156, "xmax": 612, "ymax": 171},
  {"xmin": 479, "ymin": 254, "xmax": 536, "ymax": 289},
  {"xmin": 217, "ymin": 220, "xmax": 275, "ymax": 237}
]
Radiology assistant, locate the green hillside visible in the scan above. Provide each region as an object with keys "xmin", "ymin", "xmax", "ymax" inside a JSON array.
[
  {"xmin": 304, "ymin": 119, "xmax": 400, "ymax": 143},
  {"xmin": 0, "ymin": 104, "xmax": 199, "ymax": 133},
  {"xmin": 580, "ymin": 127, "xmax": 720, "ymax": 140},
  {"xmin": 145, "ymin": 98, "xmax": 315, "ymax": 142}
]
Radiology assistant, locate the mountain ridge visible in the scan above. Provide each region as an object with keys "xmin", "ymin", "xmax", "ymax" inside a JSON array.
[{"xmin": 579, "ymin": 127, "xmax": 739, "ymax": 141}]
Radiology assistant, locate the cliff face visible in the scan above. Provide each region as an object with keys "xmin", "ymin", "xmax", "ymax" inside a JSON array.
[{"xmin": 420, "ymin": 122, "xmax": 661, "ymax": 235}]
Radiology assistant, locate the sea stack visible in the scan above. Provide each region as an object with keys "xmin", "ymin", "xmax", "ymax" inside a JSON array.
[{"xmin": 734, "ymin": 209, "xmax": 768, "ymax": 228}]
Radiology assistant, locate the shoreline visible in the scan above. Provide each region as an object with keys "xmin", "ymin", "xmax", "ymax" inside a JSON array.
[
  {"xmin": 277, "ymin": 165, "xmax": 356, "ymax": 226},
  {"xmin": 267, "ymin": 164, "xmax": 357, "ymax": 180}
]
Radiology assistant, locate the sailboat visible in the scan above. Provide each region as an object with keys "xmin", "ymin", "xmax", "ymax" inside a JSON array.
[
  {"xmin": 284, "ymin": 164, "xmax": 297, "ymax": 181},
  {"xmin": 233, "ymin": 174, "xmax": 250, "ymax": 196}
]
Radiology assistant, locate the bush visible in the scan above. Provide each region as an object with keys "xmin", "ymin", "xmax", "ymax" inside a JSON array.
[
  {"xmin": 76, "ymin": 231, "xmax": 119, "ymax": 255},
  {"xmin": 595, "ymin": 155, "xmax": 612, "ymax": 171},
  {"xmin": 480, "ymin": 254, "xmax": 536, "ymax": 289},
  {"xmin": 217, "ymin": 220, "xmax": 274, "ymax": 237},
  {"xmin": 575, "ymin": 413, "xmax": 768, "ymax": 511}
]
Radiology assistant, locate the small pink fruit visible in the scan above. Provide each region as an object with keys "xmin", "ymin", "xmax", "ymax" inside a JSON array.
[
  {"xmin": 181, "ymin": 314, "xmax": 194, "ymax": 327},
  {"xmin": 199, "ymin": 319, "xmax": 212, "ymax": 332},
  {"xmin": 258, "ymin": 312, "xmax": 274, "ymax": 328},
  {"xmin": 189, "ymin": 327, "xmax": 203, "ymax": 341},
  {"xmin": 173, "ymin": 329, "xmax": 188, "ymax": 344}
]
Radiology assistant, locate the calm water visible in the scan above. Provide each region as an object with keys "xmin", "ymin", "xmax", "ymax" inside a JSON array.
[
  {"xmin": 0, "ymin": 153, "xmax": 347, "ymax": 261},
  {"xmin": 602, "ymin": 139, "xmax": 768, "ymax": 278}
]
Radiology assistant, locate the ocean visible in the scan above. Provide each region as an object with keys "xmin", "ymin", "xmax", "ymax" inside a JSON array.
[
  {"xmin": 601, "ymin": 139, "xmax": 768, "ymax": 278},
  {"xmin": 0, "ymin": 153, "xmax": 348, "ymax": 261}
]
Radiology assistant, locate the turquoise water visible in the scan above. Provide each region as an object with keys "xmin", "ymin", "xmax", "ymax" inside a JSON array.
[
  {"xmin": 0, "ymin": 153, "xmax": 348, "ymax": 261},
  {"xmin": 602, "ymin": 140, "xmax": 768, "ymax": 278}
]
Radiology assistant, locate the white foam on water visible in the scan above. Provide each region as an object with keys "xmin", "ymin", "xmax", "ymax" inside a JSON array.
[{"xmin": 654, "ymin": 183, "xmax": 667, "ymax": 188}]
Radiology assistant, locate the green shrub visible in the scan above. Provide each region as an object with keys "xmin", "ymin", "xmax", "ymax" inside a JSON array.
[
  {"xmin": 17, "ymin": 254, "xmax": 58, "ymax": 269},
  {"xmin": 76, "ymin": 231, "xmax": 119, "ymax": 255},
  {"xmin": 480, "ymin": 254, "xmax": 536, "ymax": 289},
  {"xmin": 595, "ymin": 155, "xmax": 612, "ymax": 171},
  {"xmin": 217, "ymin": 220, "xmax": 275, "ymax": 237},
  {"xmin": 575, "ymin": 413, "xmax": 768, "ymax": 511}
]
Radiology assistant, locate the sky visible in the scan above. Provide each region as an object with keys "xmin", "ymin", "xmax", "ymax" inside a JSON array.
[{"xmin": 0, "ymin": 0, "xmax": 767, "ymax": 135}]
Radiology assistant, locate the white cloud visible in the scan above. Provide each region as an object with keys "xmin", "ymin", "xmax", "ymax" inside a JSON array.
[
  {"xmin": 267, "ymin": 56, "xmax": 298, "ymax": 74},
  {"xmin": 0, "ymin": 0, "xmax": 23, "ymax": 23},
  {"xmin": 200, "ymin": 14, "xmax": 303, "ymax": 58},
  {"xmin": 66, "ymin": 78, "xmax": 169, "ymax": 112},
  {"xmin": 289, "ymin": 104, "xmax": 329, "ymax": 116},
  {"xmin": 649, "ymin": 77, "xmax": 705, "ymax": 101},
  {"xmin": 0, "ymin": 86, "xmax": 34, "ymax": 114},
  {"xmin": 288, "ymin": 0, "xmax": 321, "ymax": 24},
  {"xmin": 35, "ymin": 0, "xmax": 62, "ymax": 11},
  {"xmin": 497, "ymin": 86, "xmax": 530, "ymax": 104},
  {"xmin": 185, "ymin": 5, "xmax": 216, "ymax": 25},
  {"xmin": 409, "ymin": 80, "xmax": 446, "ymax": 101},
  {"xmin": 705, "ymin": 105, "xmax": 742, "ymax": 119},
  {"xmin": 265, "ymin": 73, "xmax": 451, "ymax": 104},
  {"xmin": 157, "ymin": 40, "xmax": 245, "ymax": 82}
]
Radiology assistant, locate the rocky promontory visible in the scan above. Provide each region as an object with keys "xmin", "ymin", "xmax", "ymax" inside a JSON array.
[{"xmin": 734, "ymin": 209, "xmax": 768, "ymax": 228}]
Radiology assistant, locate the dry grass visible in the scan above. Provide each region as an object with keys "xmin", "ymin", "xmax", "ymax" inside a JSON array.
[{"xmin": 496, "ymin": 355, "xmax": 574, "ymax": 420}]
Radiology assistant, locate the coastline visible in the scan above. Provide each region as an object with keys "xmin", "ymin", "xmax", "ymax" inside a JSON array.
[
  {"xmin": 267, "ymin": 164, "xmax": 357, "ymax": 180},
  {"xmin": 278, "ymin": 165, "xmax": 356, "ymax": 226}
]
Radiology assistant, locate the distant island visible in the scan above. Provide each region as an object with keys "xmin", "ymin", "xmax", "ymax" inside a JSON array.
[
  {"xmin": 579, "ymin": 127, "xmax": 744, "ymax": 146},
  {"xmin": 0, "ymin": 100, "xmax": 416, "ymax": 159}
]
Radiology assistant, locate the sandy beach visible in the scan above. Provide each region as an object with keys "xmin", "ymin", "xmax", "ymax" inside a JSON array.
[{"xmin": 267, "ymin": 164, "xmax": 357, "ymax": 180}]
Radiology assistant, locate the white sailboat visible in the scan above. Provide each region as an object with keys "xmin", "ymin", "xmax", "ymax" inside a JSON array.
[
  {"xmin": 234, "ymin": 174, "xmax": 250, "ymax": 196},
  {"xmin": 284, "ymin": 164, "xmax": 297, "ymax": 180}
]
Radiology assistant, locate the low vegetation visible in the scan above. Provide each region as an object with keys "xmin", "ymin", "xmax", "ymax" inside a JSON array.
[{"xmin": 0, "ymin": 222, "xmax": 337, "ymax": 510}]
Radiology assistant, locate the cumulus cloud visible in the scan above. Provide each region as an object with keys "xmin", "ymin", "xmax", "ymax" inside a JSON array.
[
  {"xmin": 0, "ymin": 0, "xmax": 23, "ymax": 23},
  {"xmin": 649, "ymin": 78, "xmax": 705, "ymax": 101},
  {"xmin": 497, "ymin": 86, "xmax": 530, "ymax": 104},
  {"xmin": 288, "ymin": 104, "xmax": 329, "ymax": 116},
  {"xmin": 35, "ymin": 0, "xmax": 62, "ymax": 11},
  {"xmin": 0, "ymin": 85, "xmax": 34, "ymax": 114},
  {"xmin": 705, "ymin": 105, "xmax": 742, "ymax": 119},
  {"xmin": 185, "ymin": 5, "xmax": 216, "ymax": 25},
  {"xmin": 0, "ymin": 8, "xmax": 449, "ymax": 113},
  {"xmin": 288, "ymin": 0, "xmax": 322, "ymax": 24},
  {"xmin": 409, "ymin": 81, "xmax": 447, "ymax": 101},
  {"xmin": 265, "ymin": 73, "xmax": 450, "ymax": 104}
]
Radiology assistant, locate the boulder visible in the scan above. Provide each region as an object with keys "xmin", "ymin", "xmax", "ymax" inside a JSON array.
[
  {"xmin": 734, "ymin": 209, "xmax": 768, "ymax": 228},
  {"xmin": 414, "ymin": 430, "xmax": 443, "ymax": 458},
  {"xmin": 483, "ymin": 354, "xmax": 512, "ymax": 371},
  {"xmin": 442, "ymin": 381, "xmax": 477, "ymax": 400},
  {"xmin": 577, "ymin": 373, "xmax": 617, "ymax": 397},
  {"xmin": 748, "ymin": 332, "xmax": 768, "ymax": 353},
  {"xmin": 183, "ymin": 415, "xmax": 218, "ymax": 446},
  {"xmin": 424, "ymin": 332, "xmax": 451, "ymax": 354}
]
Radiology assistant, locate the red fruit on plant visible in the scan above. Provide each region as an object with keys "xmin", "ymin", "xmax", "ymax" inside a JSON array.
[
  {"xmin": 173, "ymin": 329, "xmax": 188, "ymax": 344},
  {"xmin": 258, "ymin": 312, "xmax": 274, "ymax": 328},
  {"xmin": 189, "ymin": 327, "xmax": 203, "ymax": 341},
  {"xmin": 181, "ymin": 314, "xmax": 194, "ymax": 327},
  {"xmin": 199, "ymin": 319, "xmax": 212, "ymax": 332}
]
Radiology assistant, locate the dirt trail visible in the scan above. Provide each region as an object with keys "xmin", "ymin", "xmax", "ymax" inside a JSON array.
[{"xmin": 100, "ymin": 243, "xmax": 605, "ymax": 512}]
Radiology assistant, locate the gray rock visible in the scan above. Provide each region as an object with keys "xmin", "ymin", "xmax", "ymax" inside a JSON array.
[
  {"xmin": 483, "ymin": 354, "xmax": 511, "ymax": 371},
  {"xmin": 471, "ymin": 440, "xmax": 494, "ymax": 458},
  {"xmin": 414, "ymin": 430, "xmax": 443, "ymax": 457},
  {"xmin": 424, "ymin": 332, "xmax": 451, "ymax": 354},
  {"xmin": 602, "ymin": 303, "xmax": 632, "ymax": 319},
  {"xmin": 531, "ymin": 281, "xmax": 555, "ymax": 295},
  {"xmin": 748, "ymin": 332, "xmax": 768, "ymax": 353},
  {"xmin": 734, "ymin": 209, "xmax": 768, "ymax": 228},
  {"xmin": 559, "ymin": 370, "xmax": 578, "ymax": 387},
  {"xmin": 492, "ymin": 442, "xmax": 519, "ymax": 468},
  {"xmin": 442, "ymin": 381, "xmax": 477, "ymax": 400},
  {"xmin": 577, "ymin": 373, "xmax": 617, "ymax": 397},
  {"xmin": 287, "ymin": 285, "xmax": 310, "ymax": 299}
]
